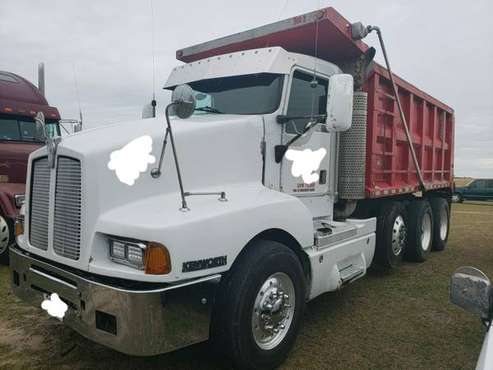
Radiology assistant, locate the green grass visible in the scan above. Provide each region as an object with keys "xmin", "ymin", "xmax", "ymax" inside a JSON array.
[{"xmin": 0, "ymin": 202, "xmax": 492, "ymax": 369}]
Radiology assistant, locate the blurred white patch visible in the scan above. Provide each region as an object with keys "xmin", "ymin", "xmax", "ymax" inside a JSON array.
[
  {"xmin": 41, "ymin": 293, "xmax": 68, "ymax": 320},
  {"xmin": 108, "ymin": 135, "xmax": 156, "ymax": 186},
  {"xmin": 285, "ymin": 148, "xmax": 327, "ymax": 184}
]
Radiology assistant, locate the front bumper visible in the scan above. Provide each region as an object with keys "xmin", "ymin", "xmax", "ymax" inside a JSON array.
[{"xmin": 9, "ymin": 247, "xmax": 220, "ymax": 356}]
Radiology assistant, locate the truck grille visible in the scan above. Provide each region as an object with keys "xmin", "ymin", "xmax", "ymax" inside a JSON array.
[
  {"xmin": 29, "ymin": 157, "xmax": 51, "ymax": 250},
  {"xmin": 53, "ymin": 157, "xmax": 82, "ymax": 260},
  {"xmin": 29, "ymin": 156, "xmax": 82, "ymax": 260}
]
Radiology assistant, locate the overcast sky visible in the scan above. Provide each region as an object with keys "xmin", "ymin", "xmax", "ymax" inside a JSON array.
[{"xmin": 1, "ymin": 0, "xmax": 492, "ymax": 177}]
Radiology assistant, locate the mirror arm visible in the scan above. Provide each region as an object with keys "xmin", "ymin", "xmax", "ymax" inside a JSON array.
[
  {"xmin": 151, "ymin": 102, "xmax": 190, "ymax": 211},
  {"xmin": 274, "ymin": 121, "xmax": 318, "ymax": 163}
]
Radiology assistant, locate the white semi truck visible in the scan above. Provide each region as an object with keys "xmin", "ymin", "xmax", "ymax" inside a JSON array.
[{"xmin": 10, "ymin": 8, "xmax": 454, "ymax": 369}]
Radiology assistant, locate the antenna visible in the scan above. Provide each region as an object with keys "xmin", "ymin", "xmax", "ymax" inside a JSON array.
[
  {"xmin": 309, "ymin": 8, "xmax": 323, "ymax": 119},
  {"xmin": 72, "ymin": 63, "xmax": 83, "ymax": 128},
  {"xmin": 150, "ymin": 0, "xmax": 157, "ymax": 117}
]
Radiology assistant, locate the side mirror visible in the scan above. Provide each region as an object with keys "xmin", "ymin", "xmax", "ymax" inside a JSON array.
[
  {"xmin": 450, "ymin": 267, "xmax": 492, "ymax": 319},
  {"xmin": 171, "ymin": 84, "xmax": 196, "ymax": 119},
  {"xmin": 326, "ymin": 74, "xmax": 353, "ymax": 132}
]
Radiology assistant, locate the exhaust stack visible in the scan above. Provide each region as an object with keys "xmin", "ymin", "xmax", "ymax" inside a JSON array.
[{"xmin": 38, "ymin": 63, "xmax": 45, "ymax": 96}]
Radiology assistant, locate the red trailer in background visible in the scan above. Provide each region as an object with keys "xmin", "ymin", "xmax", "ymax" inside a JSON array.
[{"xmin": 0, "ymin": 70, "xmax": 61, "ymax": 264}]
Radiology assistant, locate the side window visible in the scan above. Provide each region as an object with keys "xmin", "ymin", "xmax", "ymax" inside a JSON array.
[
  {"xmin": 285, "ymin": 71, "xmax": 328, "ymax": 134},
  {"xmin": 486, "ymin": 179, "xmax": 493, "ymax": 189},
  {"xmin": 471, "ymin": 180, "xmax": 485, "ymax": 189}
]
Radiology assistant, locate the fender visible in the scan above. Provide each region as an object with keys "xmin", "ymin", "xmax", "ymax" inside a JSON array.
[
  {"xmin": 91, "ymin": 182, "xmax": 314, "ymax": 282},
  {"xmin": 0, "ymin": 183, "xmax": 23, "ymax": 219}
]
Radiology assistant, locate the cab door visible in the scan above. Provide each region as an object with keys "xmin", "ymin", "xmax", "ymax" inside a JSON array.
[{"xmin": 279, "ymin": 70, "xmax": 332, "ymax": 198}]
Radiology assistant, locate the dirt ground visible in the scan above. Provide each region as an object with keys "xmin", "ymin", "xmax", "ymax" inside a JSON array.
[{"xmin": 1, "ymin": 201, "xmax": 492, "ymax": 370}]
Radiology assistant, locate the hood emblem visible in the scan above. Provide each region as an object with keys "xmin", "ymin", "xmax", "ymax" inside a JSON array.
[{"xmin": 35, "ymin": 112, "xmax": 61, "ymax": 169}]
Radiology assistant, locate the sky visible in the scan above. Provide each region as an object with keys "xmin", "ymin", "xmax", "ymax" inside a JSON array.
[{"xmin": 1, "ymin": 0, "xmax": 492, "ymax": 177}]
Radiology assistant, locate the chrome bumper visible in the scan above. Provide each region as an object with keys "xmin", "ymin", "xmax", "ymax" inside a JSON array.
[{"xmin": 9, "ymin": 247, "xmax": 220, "ymax": 356}]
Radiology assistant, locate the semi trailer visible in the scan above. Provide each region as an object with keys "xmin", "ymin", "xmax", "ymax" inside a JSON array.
[{"xmin": 10, "ymin": 7, "xmax": 454, "ymax": 370}]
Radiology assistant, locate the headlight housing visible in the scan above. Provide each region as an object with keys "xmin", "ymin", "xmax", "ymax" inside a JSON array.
[
  {"xmin": 108, "ymin": 237, "xmax": 171, "ymax": 274},
  {"xmin": 14, "ymin": 194, "xmax": 25, "ymax": 208}
]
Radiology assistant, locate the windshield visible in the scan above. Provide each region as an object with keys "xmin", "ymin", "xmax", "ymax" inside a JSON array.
[
  {"xmin": 183, "ymin": 73, "xmax": 283, "ymax": 115},
  {"xmin": 0, "ymin": 116, "xmax": 60, "ymax": 142}
]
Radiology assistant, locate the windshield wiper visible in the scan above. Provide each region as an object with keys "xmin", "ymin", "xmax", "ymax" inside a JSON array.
[{"xmin": 194, "ymin": 106, "xmax": 224, "ymax": 114}]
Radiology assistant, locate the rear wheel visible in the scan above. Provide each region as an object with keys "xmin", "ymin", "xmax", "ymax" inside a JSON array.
[
  {"xmin": 452, "ymin": 193, "xmax": 463, "ymax": 203},
  {"xmin": 0, "ymin": 212, "xmax": 13, "ymax": 265},
  {"xmin": 375, "ymin": 202, "xmax": 407, "ymax": 269},
  {"xmin": 429, "ymin": 197, "xmax": 450, "ymax": 251},
  {"xmin": 212, "ymin": 240, "xmax": 306, "ymax": 370},
  {"xmin": 405, "ymin": 200, "xmax": 433, "ymax": 262}
]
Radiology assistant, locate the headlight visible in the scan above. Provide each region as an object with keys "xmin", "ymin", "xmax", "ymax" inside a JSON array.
[
  {"xmin": 109, "ymin": 238, "xmax": 146, "ymax": 270},
  {"xmin": 14, "ymin": 194, "xmax": 25, "ymax": 208},
  {"xmin": 108, "ymin": 237, "xmax": 171, "ymax": 274}
]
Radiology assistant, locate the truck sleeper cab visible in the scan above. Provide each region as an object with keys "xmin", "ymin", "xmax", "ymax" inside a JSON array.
[{"xmin": 10, "ymin": 7, "xmax": 454, "ymax": 370}]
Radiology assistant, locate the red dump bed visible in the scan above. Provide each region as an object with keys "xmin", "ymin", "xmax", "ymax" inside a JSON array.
[
  {"xmin": 364, "ymin": 64, "xmax": 454, "ymax": 197},
  {"xmin": 177, "ymin": 7, "xmax": 454, "ymax": 198}
]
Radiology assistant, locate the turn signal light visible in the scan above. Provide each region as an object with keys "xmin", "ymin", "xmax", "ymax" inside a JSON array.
[
  {"xmin": 144, "ymin": 242, "xmax": 171, "ymax": 275},
  {"xmin": 15, "ymin": 219, "xmax": 24, "ymax": 237}
]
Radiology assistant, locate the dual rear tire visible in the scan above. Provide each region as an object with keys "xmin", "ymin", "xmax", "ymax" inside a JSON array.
[{"xmin": 375, "ymin": 197, "xmax": 450, "ymax": 268}]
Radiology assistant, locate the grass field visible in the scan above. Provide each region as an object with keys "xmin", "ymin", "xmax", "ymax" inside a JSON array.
[{"xmin": 1, "ymin": 202, "xmax": 492, "ymax": 370}]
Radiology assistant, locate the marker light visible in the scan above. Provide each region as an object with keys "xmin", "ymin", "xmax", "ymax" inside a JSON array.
[
  {"xmin": 145, "ymin": 242, "xmax": 171, "ymax": 275},
  {"xmin": 15, "ymin": 218, "xmax": 24, "ymax": 237}
]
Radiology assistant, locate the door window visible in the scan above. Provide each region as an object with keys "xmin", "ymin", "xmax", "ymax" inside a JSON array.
[{"xmin": 286, "ymin": 71, "xmax": 328, "ymax": 134}]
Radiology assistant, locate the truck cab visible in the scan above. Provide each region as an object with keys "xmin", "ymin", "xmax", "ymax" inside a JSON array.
[{"xmin": 0, "ymin": 70, "xmax": 61, "ymax": 264}]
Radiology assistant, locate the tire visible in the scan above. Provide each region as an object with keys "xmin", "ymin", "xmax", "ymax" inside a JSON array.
[
  {"xmin": 429, "ymin": 197, "xmax": 450, "ymax": 251},
  {"xmin": 375, "ymin": 201, "xmax": 407, "ymax": 269},
  {"xmin": 212, "ymin": 240, "xmax": 306, "ymax": 370},
  {"xmin": 0, "ymin": 212, "xmax": 13, "ymax": 265},
  {"xmin": 452, "ymin": 193, "xmax": 463, "ymax": 203},
  {"xmin": 405, "ymin": 200, "xmax": 433, "ymax": 262}
]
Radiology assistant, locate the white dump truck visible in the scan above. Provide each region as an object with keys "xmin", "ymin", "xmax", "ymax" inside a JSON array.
[{"xmin": 10, "ymin": 8, "xmax": 454, "ymax": 369}]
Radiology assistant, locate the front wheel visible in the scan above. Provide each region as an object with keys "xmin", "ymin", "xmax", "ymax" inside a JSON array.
[
  {"xmin": 212, "ymin": 240, "xmax": 306, "ymax": 370},
  {"xmin": 0, "ymin": 212, "xmax": 13, "ymax": 265}
]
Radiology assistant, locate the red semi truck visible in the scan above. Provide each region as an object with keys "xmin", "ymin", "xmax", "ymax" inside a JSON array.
[{"xmin": 0, "ymin": 69, "xmax": 61, "ymax": 263}]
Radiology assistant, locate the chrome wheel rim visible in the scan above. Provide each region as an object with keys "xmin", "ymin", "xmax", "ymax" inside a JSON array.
[
  {"xmin": 421, "ymin": 213, "xmax": 432, "ymax": 251},
  {"xmin": 252, "ymin": 272, "xmax": 295, "ymax": 350},
  {"xmin": 451, "ymin": 194, "xmax": 458, "ymax": 202},
  {"xmin": 439, "ymin": 208, "xmax": 448, "ymax": 240},
  {"xmin": 391, "ymin": 215, "xmax": 406, "ymax": 256},
  {"xmin": 0, "ymin": 215, "xmax": 10, "ymax": 254}
]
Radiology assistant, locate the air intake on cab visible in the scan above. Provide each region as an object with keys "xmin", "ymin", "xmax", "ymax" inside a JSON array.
[{"xmin": 338, "ymin": 91, "xmax": 368, "ymax": 200}]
